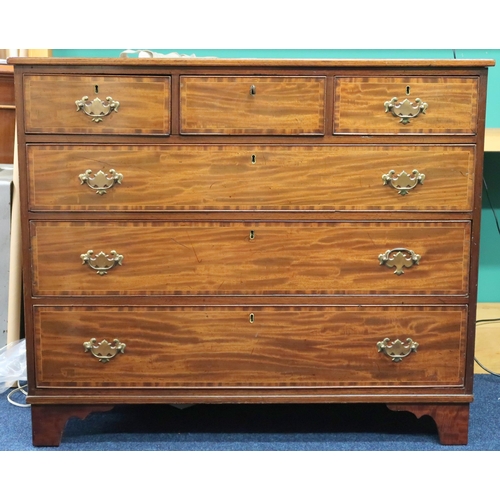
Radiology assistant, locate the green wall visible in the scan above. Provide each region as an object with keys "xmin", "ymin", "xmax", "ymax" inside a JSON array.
[
  {"xmin": 52, "ymin": 49, "xmax": 500, "ymax": 301},
  {"xmin": 480, "ymin": 152, "xmax": 500, "ymax": 301}
]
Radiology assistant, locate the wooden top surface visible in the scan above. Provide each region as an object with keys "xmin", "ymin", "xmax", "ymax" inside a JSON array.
[
  {"xmin": 0, "ymin": 63, "xmax": 13, "ymax": 74},
  {"xmin": 7, "ymin": 57, "xmax": 496, "ymax": 68}
]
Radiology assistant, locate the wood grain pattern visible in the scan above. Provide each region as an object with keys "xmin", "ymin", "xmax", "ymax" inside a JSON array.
[
  {"xmin": 9, "ymin": 57, "xmax": 496, "ymax": 68},
  {"xmin": 0, "ymin": 66, "xmax": 15, "ymax": 164},
  {"xmin": 180, "ymin": 77, "xmax": 325, "ymax": 135},
  {"xmin": 27, "ymin": 144, "xmax": 475, "ymax": 212},
  {"xmin": 33, "ymin": 305, "xmax": 467, "ymax": 388},
  {"xmin": 387, "ymin": 403, "xmax": 470, "ymax": 445},
  {"xmin": 30, "ymin": 221, "xmax": 470, "ymax": 296},
  {"xmin": 11, "ymin": 58, "xmax": 491, "ymax": 446},
  {"xmin": 24, "ymin": 75, "xmax": 171, "ymax": 135},
  {"xmin": 334, "ymin": 77, "xmax": 479, "ymax": 134}
]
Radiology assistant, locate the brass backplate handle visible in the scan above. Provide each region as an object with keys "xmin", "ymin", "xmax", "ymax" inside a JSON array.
[
  {"xmin": 79, "ymin": 169, "xmax": 123, "ymax": 195},
  {"xmin": 83, "ymin": 338, "xmax": 126, "ymax": 363},
  {"xmin": 378, "ymin": 248, "xmax": 420, "ymax": 275},
  {"xmin": 75, "ymin": 95, "xmax": 120, "ymax": 122},
  {"xmin": 384, "ymin": 97, "xmax": 428, "ymax": 124},
  {"xmin": 377, "ymin": 337, "xmax": 419, "ymax": 362},
  {"xmin": 81, "ymin": 250, "xmax": 123, "ymax": 275},
  {"xmin": 382, "ymin": 169, "xmax": 425, "ymax": 196}
]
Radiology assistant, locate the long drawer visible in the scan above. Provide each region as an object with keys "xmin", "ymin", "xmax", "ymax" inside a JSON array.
[
  {"xmin": 180, "ymin": 76, "xmax": 326, "ymax": 135},
  {"xmin": 23, "ymin": 75, "xmax": 171, "ymax": 135},
  {"xmin": 334, "ymin": 77, "xmax": 479, "ymax": 134},
  {"xmin": 27, "ymin": 145, "xmax": 475, "ymax": 212},
  {"xmin": 33, "ymin": 305, "xmax": 467, "ymax": 388},
  {"xmin": 30, "ymin": 221, "xmax": 470, "ymax": 296}
]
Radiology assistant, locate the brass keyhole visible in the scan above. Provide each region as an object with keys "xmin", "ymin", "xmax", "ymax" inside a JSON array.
[
  {"xmin": 249, "ymin": 313, "xmax": 255, "ymax": 323},
  {"xmin": 249, "ymin": 230, "xmax": 255, "ymax": 240},
  {"xmin": 250, "ymin": 85, "xmax": 256, "ymax": 95},
  {"xmin": 95, "ymin": 85, "xmax": 99, "ymax": 94},
  {"xmin": 251, "ymin": 154, "xmax": 256, "ymax": 164},
  {"xmin": 406, "ymin": 85, "xmax": 411, "ymax": 95}
]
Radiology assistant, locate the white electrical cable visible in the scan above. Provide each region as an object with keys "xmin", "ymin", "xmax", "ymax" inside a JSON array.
[
  {"xmin": 475, "ymin": 317, "xmax": 500, "ymax": 377},
  {"xmin": 6, "ymin": 380, "xmax": 29, "ymax": 408}
]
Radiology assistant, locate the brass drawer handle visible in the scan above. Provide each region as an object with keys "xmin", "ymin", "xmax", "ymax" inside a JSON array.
[
  {"xmin": 79, "ymin": 169, "xmax": 123, "ymax": 195},
  {"xmin": 384, "ymin": 97, "xmax": 428, "ymax": 124},
  {"xmin": 83, "ymin": 338, "xmax": 126, "ymax": 363},
  {"xmin": 382, "ymin": 169, "xmax": 425, "ymax": 196},
  {"xmin": 81, "ymin": 250, "xmax": 123, "ymax": 275},
  {"xmin": 75, "ymin": 95, "xmax": 120, "ymax": 123},
  {"xmin": 378, "ymin": 248, "xmax": 420, "ymax": 275},
  {"xmin": 377, "ymin": 337, "xmax": 418, "ymax": 362}
]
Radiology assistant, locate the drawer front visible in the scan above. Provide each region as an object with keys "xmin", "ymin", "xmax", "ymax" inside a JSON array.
[
  {"xmin": 30, "ymin": 221, "xmax": 470, "ymax": 296},
  {"xmin": 33, "ymin": 305, "xmax": 467, "ymax": 388},
  {"xmin": 334, "ymin": 77, "xmax": 479, "ymax": 134},
  {"xmin": 27, "ymin": 145, "xmax": 475, "ymax": 212},
  {"xmin": 180, "ymin": 76, "xmax": 325, "ymax": 135},
  {"xmin": 23, "ymin": 75, "xmax": 171, "ymax": 135}
]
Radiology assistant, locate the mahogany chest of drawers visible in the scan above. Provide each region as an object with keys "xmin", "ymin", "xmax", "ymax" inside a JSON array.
[{"xmin": 11, "ymin": 57, "xmax": 494, "ymax": 446}]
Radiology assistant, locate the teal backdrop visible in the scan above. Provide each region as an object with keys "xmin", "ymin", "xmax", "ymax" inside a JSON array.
[{"xmin": 52, "ymin": 49, "xmax": 500, "ymax": 302}]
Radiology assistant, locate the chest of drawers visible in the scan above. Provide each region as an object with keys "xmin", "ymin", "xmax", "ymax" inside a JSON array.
[{"xmin": 11, "ymin": 57, "xmax": 494, "ymax": 446}]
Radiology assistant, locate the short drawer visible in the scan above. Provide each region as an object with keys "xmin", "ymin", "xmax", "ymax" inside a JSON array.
[
  {"xmin": 27, "ymin": 144, "xmax": 475, "ymax": 212},
  {"xmin": 30, "ymin": 221, "xmax": 470, "ymax": 296},
  {"xmin": 334, "ymin": 77, "xmax": 479, "ymax": 134},
  {"xmin": 180, "ymin": 76, "xmax": 325, "ymax": 135},
  {"xmin": 23, "ymin": 75, "xmax": 171, "ymax": 135},
  {"xmin": 33, "ymin": 305, "xmax": 467, "ymax": 388}
]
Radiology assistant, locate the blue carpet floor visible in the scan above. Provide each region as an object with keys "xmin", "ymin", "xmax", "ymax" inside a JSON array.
[{"xmin": 1, "ymin": 374, "xmax": 500, "ymax": 451}]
